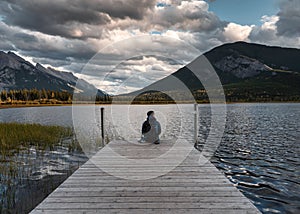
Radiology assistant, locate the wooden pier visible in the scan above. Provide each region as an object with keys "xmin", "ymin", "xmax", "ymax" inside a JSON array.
[{"xmin": 31, "ymin": 140, "xmax": 260, "ymax": 214}]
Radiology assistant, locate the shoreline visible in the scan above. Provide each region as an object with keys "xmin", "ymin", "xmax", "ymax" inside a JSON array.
[
  {"xmin": 0, "ymin": 103, "xmax": 72, "ymax": 109},
  {"xmin": 0, "ymin": 101, "xmax": 300, "ymax": 109}
]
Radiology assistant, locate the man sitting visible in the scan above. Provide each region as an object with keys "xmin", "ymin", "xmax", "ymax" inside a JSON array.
[{"xmin": 139, "ymin": 111, "xmax": 161, "ymax": 144}]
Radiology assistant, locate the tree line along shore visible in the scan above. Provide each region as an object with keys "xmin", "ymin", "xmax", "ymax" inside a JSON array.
[{"xmin": 0, "ymin": 88, "xmax": 299, "ymax": 107}]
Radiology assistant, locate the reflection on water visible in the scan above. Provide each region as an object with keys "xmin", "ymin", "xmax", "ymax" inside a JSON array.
[
  {"xmin": 206, "ymin": 103, "xmax": 300, "ymax": 214},
  {"xmin": 0, "ymin": 106, "xmax": 73, "ymax": 127},
  {"xmin": 0, "ymin": 103, "xmax": 299, "ymax": 213},
  {"xmin": 0, "ymin": 136, "xmax": 87, "ymax": 213}
]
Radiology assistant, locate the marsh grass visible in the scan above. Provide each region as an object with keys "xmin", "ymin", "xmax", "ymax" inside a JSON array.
[
  {"xmin": 0, "ymin": 123, "xmax": 73, "ymax": 157},
  {"xmin": 0, "ymin": 123, "xmax": 85, "ymax": 213}
]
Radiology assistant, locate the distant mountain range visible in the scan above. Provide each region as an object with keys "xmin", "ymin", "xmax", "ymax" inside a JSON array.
[
  {"xmin": 1, "ymin": 41, "xmax": 300, "ymax": 103},
  {"xmin": 0, "ymin": 51, "xmax": 106, "ymax": 97},
  {"xmin": 121, "ymin": 42, "xmax": 300, "ymax": 102}
]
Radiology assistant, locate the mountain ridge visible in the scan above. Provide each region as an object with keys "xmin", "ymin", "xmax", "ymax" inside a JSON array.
[
  {"xmin": 120, "ymin": 41, "xmax": 300, "ymax": 102},
  {"xmin": 1, "ymin": 41, "xmax": 300, "ymax": 103},
  {"xmin": 0, "ymin": 51, "xmax": 106, "ymax": 97}
]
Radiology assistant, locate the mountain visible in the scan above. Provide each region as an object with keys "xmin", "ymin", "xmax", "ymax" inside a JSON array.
[
  {"xmin": 121, "ymin": 42, "xmax": 300, "ymax": 103},
  {"xmin": 2, "ymin": 42, "xmax": 299, "ymax": 104},
  {"xmin": 0, "ymin": 51, "xmax": 106, "ymax": 97}
]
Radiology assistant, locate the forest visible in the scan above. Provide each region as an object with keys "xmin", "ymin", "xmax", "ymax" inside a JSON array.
[
  {"xmin": 0, "ymin": 89, "xmax": 111, "ymax": 105},
  {"xmin": 0, "ymin": 87, "xmax": 299, "ymax": 106}
]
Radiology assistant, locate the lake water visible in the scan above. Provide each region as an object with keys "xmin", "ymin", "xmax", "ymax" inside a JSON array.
[{"xmin": 0, "ymin": 103, "xmax": 299, "ymax": 213}]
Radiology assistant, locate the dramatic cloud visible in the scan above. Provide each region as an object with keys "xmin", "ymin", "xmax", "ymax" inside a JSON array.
[
  {"xmin": 223, "ymin": 23, "xmax": 253, "ymax": 42},
  {"xmin": 75, "ymin": 56, "xmax": 184, "ymax": 94},
  {"xmin": 0, "ymin": 0, "xmax": 156, "ymax": 39},
  {"xmin": 73, "ymin": 35, "xmax": 201, "ymax": 94},
  {"xmin": 249, "ymin": 14, "xmax": 300, "ymax": 48},
  {"xmin": 276, "ymin": 0, "xmax": 300, "ymax": 37},
  {"xmin": 249, "ymin": 16, "xmax": 279, "ymax": 43},
  {"xmin": 149, "ymin": 0, "xmax": 225, "ymax": 32},
  {"xmin": 0, "ymin": 22, "xmax": 98, "ymax": 65},
  {"xmin": 0, "ymin": 0, "xmax": 299, "ymax": 93}
]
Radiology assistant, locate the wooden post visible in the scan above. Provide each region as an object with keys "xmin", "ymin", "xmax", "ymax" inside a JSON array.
[
  {"xmin": 101, "ymin": 107, "xmax": 105, "ymax": 147},
  {"xmin": 194, "ymin": 103, "xmax": 198, "ymax": 145}
]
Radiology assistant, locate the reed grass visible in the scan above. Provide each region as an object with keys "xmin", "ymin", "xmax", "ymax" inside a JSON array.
[
  {"xmin": 0, "ymin": 123, "xmax": 73, "ymax": 156},
  {"xmin": 0, "ymin": 123, "xmax": 86, "ymax": 213}
]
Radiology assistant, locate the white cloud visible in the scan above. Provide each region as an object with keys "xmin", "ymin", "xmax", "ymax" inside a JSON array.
[
  {"xmin": 223, "ymin": 23, "xmax": 253, "ymax": 42},
  {"xmin": 249, "ymin": 14, "xmax": 300, "ymax": 48},
  {"xmin": 76, "ymin": 55, "xmax": 186, "ymax": 94},
  {"xmin": 261, "ymin": 15, "xmax": 279, "ymax": 31}
]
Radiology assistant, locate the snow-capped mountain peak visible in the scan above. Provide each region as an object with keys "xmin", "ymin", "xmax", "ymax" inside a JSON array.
[{"xmin": 0, "ymin": 51, "xmax": 106, "ymax": 97}]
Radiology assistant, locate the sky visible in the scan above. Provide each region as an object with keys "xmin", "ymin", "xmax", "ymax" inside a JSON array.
[
  {"xmin": 0, "ymin": 0, "xmax": 299, "ymax": 94},
  {"xmin": 208, "ymin": 0, "xmax": 280, "ymax": 25}
]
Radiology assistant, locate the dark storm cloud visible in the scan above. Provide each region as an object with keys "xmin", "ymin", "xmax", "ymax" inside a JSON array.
[
  {"xmin": 0, "ymin": 0, "xmax": 110, "ymax": 39},
  {"xmin": 78, "ymin": 0, "xmax": 156, "ymax": 20},
  {"xmin": 25, "ymin": 47, "xmax": 96, "ymax": 62},
  {"xmin": 13, "ymin": 33, "xmax": 38, "ymax": 43},
  {"xmin": 0, "ymin": 0, "xmax": 155, "ymax": 39},
  {"xmin": 0, "ymin": 21, "xmax": 98, "ymax": 65},
  {"xmin": 276, "ymin": 0, "xmax": 300, "ymax": 37},
  {"xmin": 1, "ymin": 0, "xmax": 298, "ymax": 94}
]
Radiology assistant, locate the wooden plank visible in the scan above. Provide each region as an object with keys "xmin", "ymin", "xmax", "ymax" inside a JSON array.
[
  {"xmin": 72, "ymin": 169, "xmax": 223, "ymax": 173},
  {"xmin": 42, "ymin": 196, "xmax": 251, "ymax": 203},
  {"xmin": 30, "ymin": 140, "xmax": 260, "ymax": 214},
  {"xmin": 48, "ymin": 187, "xmax": 242, "ymax": 192},
  {"xmin": 59, "ymin": 183, "xmax": 234, "ymax": 188},
  {"xmin": 32, "ymin": 208, "xmax": 259, "ymax": 214},
  {"xmin": 46, "ymin": 191, "xmax": 245, "ymax": 197},
  {"xmin": 35, "ymin": 202, "xmax": 256, "ymax": 209},
  {"xmin": 68, "ymin": 175, "xmax": 229, "ymax": 179},
  {"xmin": 62, "ymin": 178, "xmax": 229, "ymax": 183},
  {"xmin": 70, "ymin": 173, "xmax": 226, "ymax": 177},
  {"xmin": 48, "ymin": 197, "xmax": 248, "ymax": 202}
]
